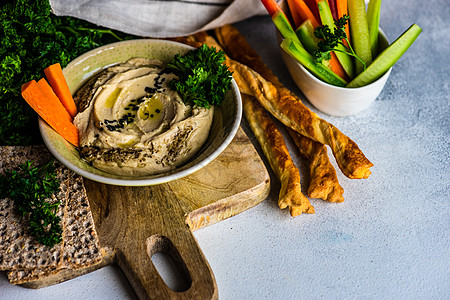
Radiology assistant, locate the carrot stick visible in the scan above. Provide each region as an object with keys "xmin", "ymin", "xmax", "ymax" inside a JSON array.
[
  {"xmin": 37, "ymin": 78, "xmax": 73, "ymax": 123},
  {"xmin": 287, "ymin": 0, "xmax": 320, "ymax": 28},
  {"xmin": 260, "ymin": 0, "xmax": 281, "ymax": 17},
  {"xmin": 327, "ymin": 52, "xmax": 349, "ymax": 81},
  {"xmin": 261, "ymin": 0, "xmax": 305, "ymax": 47},
  {"xmin": 21, "ymin": 80, "xmax": 79, "ymax": 147},
  {"xmin": 304, "ymin": 0, "xmax": 321, "ymax": 22},
  {"xmin": 44, "ymin": 63, "xmax": 77, "ymax": 118},
  {"xmin": 295, "ymin": 18, "xmax": 348, "ymax": 81},
  {"xmin": 317, "ymin": 0, "xmax": 354, "ymax": 79},
  {"xmin": 336, "ymin": 0, "xmax": 351, "ymax": 45},
  {"xmin": 287, "ymin": 0, "xmax": 302, "ymax": 27}
]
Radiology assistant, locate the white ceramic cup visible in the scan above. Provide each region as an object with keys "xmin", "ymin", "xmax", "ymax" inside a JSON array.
[{"xmin": 278, "ymin": 1, "xmax": 391, "ymax": 117}]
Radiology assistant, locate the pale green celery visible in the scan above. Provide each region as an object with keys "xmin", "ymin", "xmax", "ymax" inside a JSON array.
[
  {"xmin": 296, "ymin": 19, "xmax": 347, "ymax": 79},
  {"xmin": 317, "ymin": 0, "xmax": 355, "ymax": 78},
  {"xmin": 348, "ymin": 0, "xmax": 373, "ymax": 74},
  {"xmin": 272, "ymin": 10, "xmax": 304, "ymax": 49},
  {"xmin": 347, "ymin": 24, "xmax": 422, "ymax": 88},
  {"xmin": 295, "ymin": 19, "xmax": 320, "ymax": 54},
  {"xmin": 367, "ymin": 0, "xmax": 383, "ymax": 58},
  {"xmin": 280, "ymin": 38, "xmax": 347, "ymax": 87}
]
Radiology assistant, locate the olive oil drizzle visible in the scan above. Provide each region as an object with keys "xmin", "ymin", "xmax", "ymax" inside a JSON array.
[{"xmin": 100, "ymin": 70, "xmax": 171, "ymax": 133}]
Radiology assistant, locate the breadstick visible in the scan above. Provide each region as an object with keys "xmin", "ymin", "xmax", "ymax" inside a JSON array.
[
  {"xmin": 172, "ymin": 31, "xmax": 342, "ymax": 204},
  {"xmin": 215, "ymin": 25, "xmax": 284, "ymax": 88},
  {"xmin": 215, "ymin": 25, "xmax": 373, "ymax": 179},
  {"xmin": 169, "ymin": 32, "xmax": 223, "ymax": 51},
  {"xmin": 229, "ymin": 60, "xmax": 373, "ymax": 179},
  {"xmin": 181, "ymin": 32, "xmax": 314, "ymax": 215},
  {"xmin": 288, "ymin": 129, "xmax": 344, "ymax": 202},
  {"xmin": 215, "ymin": 24, "xmax": 344, "ymax": 196},
  {"xmin": 242, "ymin": 94, "xmax": 314, "ymax": 216}
]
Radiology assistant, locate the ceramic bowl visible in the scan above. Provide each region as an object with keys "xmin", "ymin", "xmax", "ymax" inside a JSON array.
[
  {"xmin": 278, "ymin": 0, "xmax": 391, "ymax": 116},
  {"xmin": 39, "ymin": 39, "xmax": 242, "ymax": 186}
]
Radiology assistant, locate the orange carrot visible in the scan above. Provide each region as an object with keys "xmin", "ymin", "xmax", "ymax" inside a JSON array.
[
  {"xmin": 21, "ymin": 80, "xmax": 79, "ymax": 147},
  {"xmin": 336, "ymin": 0, "xmax": 351, "ymax": 45},
  {"xmin": 327, "ymin": 52, "xmax": 349, "ymax": 81},
  {"xmin": 44, "ymin": 63, "xmax": 77, "ymax": 118},
  {"xmin": 287, "ymin": 0, "xmax": 302, "ymax": 27},
  {"xmin": 37, "ymin": 78, "xmax": 73, "ymax": 123},
  {"xmin": 304, "ymin": 0, "xmax": 321, "ymax": 22},
  {"xmin": 287, "ymin": 0, "xmax": 320, "ymax": 28},
  {"xmin": 261, "ymin": 0, "xmax": 282, "ymax": 17}
]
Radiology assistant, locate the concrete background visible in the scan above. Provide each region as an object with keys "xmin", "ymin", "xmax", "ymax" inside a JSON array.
[{"xmin": 1, "ymin": 0, "xmax": 449, "ymax": 299}]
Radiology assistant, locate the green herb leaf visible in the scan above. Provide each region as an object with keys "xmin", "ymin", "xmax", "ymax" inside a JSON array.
[
  {"xmin": 167, "ymin": 44, "xmax": 233, "ymax": 108},
  {"xmin": 0, "ymin": 159, "xmax": 62, "ymax": 247},
  {"xmin": 313, "ymin": 14, "xmax": 366, "ymax": 69},
  {"xmin": 0, "ymin": 0, "xmax": 137, "ymax": 145}
]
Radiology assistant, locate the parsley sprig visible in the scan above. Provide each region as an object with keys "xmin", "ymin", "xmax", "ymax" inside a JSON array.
[
  {"xmin": 0, "ymin": 0, "xmax": 136, "ymax": 145},
  {"xmin": 0, "ymin": 159, "xmax": 62, "ymax": 247},
  {"xmin": 313, "ymin": 15, "xmax": 366, "ymax": 70},
  {"xmin": 167, "ymin": 44, "xmax": 233, "ymax": 108}
]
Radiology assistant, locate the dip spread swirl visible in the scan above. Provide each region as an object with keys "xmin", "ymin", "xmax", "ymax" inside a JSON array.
[{"xmin": 73, "ymin": 58, "xmax": 214, "ymax": 176}]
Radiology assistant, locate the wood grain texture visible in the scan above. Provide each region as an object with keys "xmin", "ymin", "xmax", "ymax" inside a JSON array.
[{"xmin": 22, "ymin": 127, "xmax": 270, "ymax": 300}]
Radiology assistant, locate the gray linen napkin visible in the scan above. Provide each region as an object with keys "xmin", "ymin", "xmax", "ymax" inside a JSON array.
[{"xmin": 50, "ymin": 0, "xmax": 268, "ymax": 38}]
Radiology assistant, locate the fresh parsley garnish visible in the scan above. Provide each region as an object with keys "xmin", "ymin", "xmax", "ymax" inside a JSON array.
[
  {"xmin": 0, "ymin": 0, "xmax": 137, "ymax": 145},
  {"xmin": 167, "ymin": 44, "xmax": 233, "ymax": 108},
  {"xmin": 313, "ymin": 15, "xmax": 366, "ymax": 70},
  {"xmin": 0, "ymin": 159, "xmax": 62, "ymax": 247}
]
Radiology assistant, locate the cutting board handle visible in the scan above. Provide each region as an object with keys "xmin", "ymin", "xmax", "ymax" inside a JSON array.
[
  {"xmin": 115, "ymin": 194, "xmax": 218, "ymax": 300},
  {"xmin": 80, "ymin": 129, "xmax": 269, "ymax": 299}
]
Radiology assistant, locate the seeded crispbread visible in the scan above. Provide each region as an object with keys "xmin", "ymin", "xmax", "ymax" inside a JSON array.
[
  {"xmin": 58, "ymin": 171, "xmax": 101, "ymax": 270},
  {"xmin": 0, "ymin": 145, "xmax": 102, "ymax": 285},
  {"xmin": 0, "ymin": 145, "xmax": 65, "ymax": 271}
]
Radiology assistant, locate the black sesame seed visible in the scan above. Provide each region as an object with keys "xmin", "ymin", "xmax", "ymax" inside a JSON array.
[{"xmin": 145, "ymin": 87, "xmax": 157, "ymax": 94}]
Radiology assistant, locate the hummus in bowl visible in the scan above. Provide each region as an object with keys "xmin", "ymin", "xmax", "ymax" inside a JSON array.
[
  {"xmin": 74, "ymin": 57, "xmax": 214, "ymax": 176},
  {"xmin": 39, "ymin": 39, "xmax": 241, "ymax": 186}
]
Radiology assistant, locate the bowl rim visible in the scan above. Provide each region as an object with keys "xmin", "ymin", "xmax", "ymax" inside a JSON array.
[
  {"xmin": 292, "ymin": 31, "xmax": 392, "ymax": 92},
  {"xmin": 39, "ymin": 38, "xmax": 242, "ymax": 186},
  {"xmin": 277, "ymin": 0, "xmax": 392, "ymax": 91}
]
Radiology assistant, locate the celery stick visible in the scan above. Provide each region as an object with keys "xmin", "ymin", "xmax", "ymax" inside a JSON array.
[
  {"xmin": 280, "ymin": 38, "xmax": 347, "ymax": 87},
  {"xmin": 272, "ymin": 10, "xmax": 305, "ymax": 49},
  {"xmin": 317, "ymin": 0, "xmax": 355, "ymax": 78},
  {"xmin": 296, "ymin": 20, "xmax": 346, "ymax": 77},
  {"xmin": 348, "ymin": 0, "xmax": 372, "ymax": 74},
  {"xmin": 347, "ymin": 24, "xmax": 422, "ymax": 88},
  {"xmin": 295, "ymin": 19, "xmax": 320, "ymax": 54},
  {"xmin": 367, "ymin": 0, "xmax": 382, "ymax": 58}
]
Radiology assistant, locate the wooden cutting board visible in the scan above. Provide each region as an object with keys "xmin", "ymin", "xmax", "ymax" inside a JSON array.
[{"xmin": 24, "ymin": 127, "xmax": 269, "ymax": 299}]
